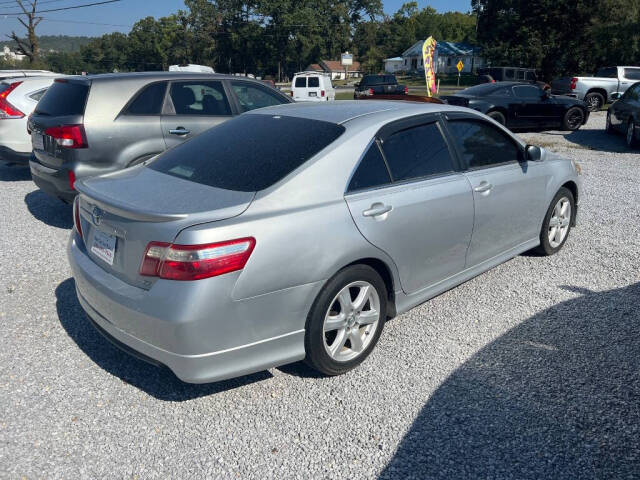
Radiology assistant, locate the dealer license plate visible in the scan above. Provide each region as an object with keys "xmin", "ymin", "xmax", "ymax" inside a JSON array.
[{"xmin": 91, "ymin": 230, "xmax": 116, "ymax": 266}]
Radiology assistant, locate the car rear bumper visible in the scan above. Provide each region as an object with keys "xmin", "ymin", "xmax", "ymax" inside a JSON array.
[
  {"xmin": 0, "ymin": 146, "xmax": 31, "ymax": 165},
  {"xmin": 68, "ymin": 234, "xmax": 314, "ymax": 383},
  {"xmin": 29, "ymin": 159, "xmax": 76, "ymax": 203}
]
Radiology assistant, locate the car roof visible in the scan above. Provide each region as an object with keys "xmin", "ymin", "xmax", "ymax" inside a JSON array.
[
  {"xmin": 246, "ymin": 100, "xmax": 461, "ymax": 125},
  {"xmin": 76, "ymin": 71, "xmax": 269, "ymax": 83}
]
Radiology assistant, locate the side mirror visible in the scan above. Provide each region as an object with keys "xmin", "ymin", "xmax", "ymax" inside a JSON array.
[{"xmin": 525, "ymin": 144, "xmax": 542, "ymax": 161}]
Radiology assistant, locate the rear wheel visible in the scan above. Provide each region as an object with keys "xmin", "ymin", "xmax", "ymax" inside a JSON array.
[
  {"xmin": 562, "ymin": 107, "xmax": 585, "ymax": 131},
  {"xmin": 584, "ymin": 92, "xmax": 604, "ymax": 111},
  {"xmin": 626, "ymin": 120, "xmax": 639, "ymax": 149},
  {"xmin": 304, "ymin": 265, "xmax": 387, "ymax": 376},
  {"xmin": 534, "ymin": 187, "xmax": 575, "ymax": 256},
  {"xmin": 487, "ymin": 110, "xmax": 506, "ymax": 125},
  {"xmin": 605, "ymin": 111, "xmax": 615, "ymax": 134}
]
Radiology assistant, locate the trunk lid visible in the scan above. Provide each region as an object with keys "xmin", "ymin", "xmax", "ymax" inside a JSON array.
[{"xmin": 75, "ymin": 166, "xmax": 255, "ymax": 289}]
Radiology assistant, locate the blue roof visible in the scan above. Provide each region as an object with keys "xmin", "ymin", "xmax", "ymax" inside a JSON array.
[{"xmin": 402, "ymin": 40, "xmax": 480, "ymax": 57}]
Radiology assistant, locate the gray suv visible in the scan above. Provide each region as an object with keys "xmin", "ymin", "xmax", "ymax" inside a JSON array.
[{"xmin": 28, "ymin": 72, "xmax": 292, "ymax": 203}]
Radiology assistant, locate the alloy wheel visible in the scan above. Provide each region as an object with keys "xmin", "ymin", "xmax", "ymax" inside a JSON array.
[
  {"xmin": 323, "ymin": 281, "xmax": 381, "ymax": 362},
  {"xmin": 548, "ymin": 197, "xmax": 572, "ymax": 248},
  {"xmin": 566, "ymin": 109, "xmax": 584, "ymax": 129}
]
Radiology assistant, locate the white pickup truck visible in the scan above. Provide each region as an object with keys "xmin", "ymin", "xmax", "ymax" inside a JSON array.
[{"xmin": 551, "ymin": 66, "xmax": 640, "ymax": 111}]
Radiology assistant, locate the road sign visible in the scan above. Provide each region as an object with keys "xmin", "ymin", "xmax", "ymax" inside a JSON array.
[
  {"xmin": 456, "ymin": 60, "xmax": 464, "ymax": 72},
  {"xmin": 341, "ymin": 52, "xmax": 353, "ymax": 66}
]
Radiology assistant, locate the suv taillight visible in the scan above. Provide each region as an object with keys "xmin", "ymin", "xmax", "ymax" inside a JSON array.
[
  {"xmin": 73, "ymin": 197, "xmax": 82, "ymax": 238},
  {"xmin": 570, "ymin": 77, "xmax": 578, "ymax": 90},
  {"xmin": 140, "ymin": 237, "xmax": 256, "ymax": 281},
  {"xmin": 0, "ymin": 81, "xmax": 24, "ymax": 119},
  {"xmin": 368, "ymin": 88, "xmax": 374, "ymax": 95},
  {"xmin": 290, "ymin": 90, "xmax": 294, "ymax": 96},
  {"xmin": 404, "ymin": 86, "xmax": 408, "ymax": 95},
  {"xmin": 44, "ymin": 125, "xmax": 88, "ymax": 149}
]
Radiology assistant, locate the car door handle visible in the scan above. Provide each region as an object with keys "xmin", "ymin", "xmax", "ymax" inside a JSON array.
[
  {"xmin": 362, "ymin": 203, "xmax": 392, "ymax": 217},
  {"xmin": 169, "ymin": 127, "xmax": 190, "ymax": 136},
  {"xmin": 473, "ymin": 181, "xmax": 493, "ymax": 193}
]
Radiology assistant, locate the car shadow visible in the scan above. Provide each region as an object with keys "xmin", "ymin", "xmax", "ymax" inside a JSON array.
[
  {"xmin": 0, "ymin": 164, "xmax": 31, "ymax": 181},
  {"xmin": 563, "ymin": 128, "xmax": 630, "ymax": 153},
  {"xmin": 379, "ymin": 282, "xmax": 640, "ymax": 479},
  {"xmin": 24, "ymin": 190, "xmax": 73, "ymax": 229},
  {"xmin": 55, "ymin": 278, "xmax": 273, "ymax": 401}
]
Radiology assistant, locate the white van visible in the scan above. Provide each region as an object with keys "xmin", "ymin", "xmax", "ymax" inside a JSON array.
[
  {"xmin": 291, "ymin": 72, "xmax": 335, "ymax": 102},
  {"xmin": 169, "ymin": 64, "xmax": 215, "ymax": 73}
]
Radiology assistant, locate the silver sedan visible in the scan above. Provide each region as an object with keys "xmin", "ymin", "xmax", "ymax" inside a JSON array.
[{"xmin": 68, "ymin": 101, "xmax": 581, "ymax": 383}]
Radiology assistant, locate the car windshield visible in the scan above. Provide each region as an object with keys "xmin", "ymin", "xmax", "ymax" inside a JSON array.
[
  {"xmin": 459, "ymin": 84, "xmax": 503, "ymax": 96},
  {"xmin": 149, "ymin": 114, "xmax": 345, "ymax": 192}
]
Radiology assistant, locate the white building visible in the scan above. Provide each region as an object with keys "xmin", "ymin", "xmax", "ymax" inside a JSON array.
[
  {"xmin": 384, "ymin": 57, "xmax": 404, "ymax": 73},
  {"xmin": 0, "ymin": 46, "xmax": 26, "ymax": 62},
  {"xmin": 401, "ymin": 40, "xmax": 484, "ymax": 74}
]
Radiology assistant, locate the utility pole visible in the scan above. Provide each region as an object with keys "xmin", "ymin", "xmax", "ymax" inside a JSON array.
[{"xmin": 7, "ymin": 1, "xmax": 42, "ymax": 64}]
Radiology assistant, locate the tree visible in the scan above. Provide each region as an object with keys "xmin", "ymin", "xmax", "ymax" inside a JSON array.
[{"xmin": 8, "ymin": 0, "xmax": 42, "ymax": 63}]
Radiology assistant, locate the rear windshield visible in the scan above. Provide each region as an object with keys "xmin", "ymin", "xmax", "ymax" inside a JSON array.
[
  {"xmin": 149, "ymin": 114, "xmax": 345, "ymax": 192},
  {"xmin": 362, "ymin": 75, "xmax": 395, "ymax": 85},
  {"xmin": 35, "ymin": 80, "xmax": 89, "ymax": 116}
]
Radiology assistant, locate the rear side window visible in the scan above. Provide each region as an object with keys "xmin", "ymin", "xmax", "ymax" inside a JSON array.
[
  {"xmin": 125, "ymin": 82, "xmax": 167, "ymax": 115},
  {"xmin": 308, "ymin": 77, "xmax": 320, "ymax": 88},
  {"xmin": 489, "ymin": 87, "xmax": 512, "ymax": 97},
  {"xmin": 29, "ymin": 88, "xmax": 47, "ymax": 102},
  {"xmin": 447, "ymin": 119, "xmax": 521, "ymax": 169},
  {"xmin": 381, "ymin": 122, "xmax": 454, "ymax": 181},
  {"xmin": 35, "ymin": 81, "xmax": 89, "ymax": 116},
  {"xmin": 513, "ymin": 85, "xmax": 542, "ymax": 98},
  {"xmin": 348, "ymin": 142, "xmax": 391, "ymax": 192},
  {"xmin": 149, "ymin": 114, "xmax": 345, "ymax": 192},
  {"xmin": 169, "ymin": 81, "xmax": 231, "ymax": 116},
  {"xmin": 231, "ymin": 82, "xmax": 285, "ymax": 112},
  {"xmin": 295, "ymin": 77, "xmax": 306, "ymax": 87},
  {"xmin": 624, "ymin": 68, "xmax": 640, "ymax": 80}
]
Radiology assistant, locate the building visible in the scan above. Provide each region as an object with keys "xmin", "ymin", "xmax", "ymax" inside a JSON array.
[
  {"xmin": 384, "ymin": 57, "xmax": 404, "ymax": 73},
  {"xmin": 401, "ymin": 41, "xmax": 484, "ymax": 74},
  {"xmin": 305, "ymin": 59, "xmax": 362, "ymax": 80},
  {"xmin": 0, "ymin": 46, "xmax": 26, "ymax": 62}
]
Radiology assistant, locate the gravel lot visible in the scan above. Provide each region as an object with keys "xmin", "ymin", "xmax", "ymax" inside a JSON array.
[{"xmin": 1, "ymin": 111, "xmax": 639, "ymax": 479}]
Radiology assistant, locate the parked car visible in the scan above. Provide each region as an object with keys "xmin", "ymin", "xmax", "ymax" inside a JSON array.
[
  {"xmin": 477, "ymin": 67, "xmax": 550, "ymax": 90},
  {"xmin": 290, "ymin": 72, "xmax": 336, "ymax": 102},
  {"xmin": 606, "ymin": 81, "xmax": 640, "ymax": 148},
  {"xmin": 441, "ymin": 81, "xmax": 589, "ymax": 131},
  {"xmin": 354, "ymin": 75, "xmax": 407, "ymax": 99},
  {"xmin": 0, "ymin": 69, "xmax": 56, "ymax": 81},
  {"xmin": 551, "ymin": 66, "xmax": 640, "ymax": 111},
  {"xmin": 0, "ymin": 75, "xmax": 58, "ymax": 165},
  {"xmin": 68, "ymin": 101, "xmax": 581, "ymax": 384},
  {"xmin": 28, "ymin": 72, "xmax": 292, "ymax": 203}
]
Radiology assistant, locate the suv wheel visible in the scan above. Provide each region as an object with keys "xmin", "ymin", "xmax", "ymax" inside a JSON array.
[{"xmin": 584, "ymin": 92, "xmax": 604, "ymax": 111}]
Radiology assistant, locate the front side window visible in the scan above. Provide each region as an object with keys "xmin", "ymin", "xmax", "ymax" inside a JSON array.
[
  {"xmin": 231, "ymin": 82, "xmax": 285, "ymax": 112},
  {"xmin": 513, "ymin": 85, "xmax": 543, "ymax": 98},
  {"xmin": 381, "ymin": 122, "xmax": 454, "ymax": 182},
  {"xmin": 448, "ymin": 119, "xmax": 521, "ymax": 169},
  {"xmin": 169, "ymin": 81, "xmax": 231, "ymax": 116},
  {"xmin": 125, "ymin": 81, "xmax": 167, "ymax": 115},
  {"xmin": 348, "ymin": 142, "xmax": 391, "ymax": 192}
]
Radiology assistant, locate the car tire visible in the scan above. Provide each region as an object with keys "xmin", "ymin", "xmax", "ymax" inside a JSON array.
[
  {"xmin": 487, "ymin": 110, "xmax": 506, "ymax": 125},
  {"xmin": 626, "ymin": 120, "xmax": 639, "ymax": 149},
  {"xmin": 605, "ymin": 111, "xmax": 615, "ymax": 134},
  {"xmin": 584, "ymin": 92, "xmax": 604, "ymax": 112},
  {"xmin": 304, "ymin": 264, "xmax": 387, "ymax": 376},
  {"xmin": 562, "ymin": 106, "xmax": 585, "ymax": 131},
  {"xmin": 534, "ymin": 187, "xmax": 575, "ymax": 256}
]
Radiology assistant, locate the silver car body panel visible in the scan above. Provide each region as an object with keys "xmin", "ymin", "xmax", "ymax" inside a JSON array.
[{"xmin": 68, "ymin": 101, "xmax": 581, "ymax": 383}]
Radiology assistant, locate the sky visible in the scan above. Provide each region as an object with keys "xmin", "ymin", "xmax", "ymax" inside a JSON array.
[{"xmin": 0, "ymin": 0, "xmax": 472, "ymax": 38}]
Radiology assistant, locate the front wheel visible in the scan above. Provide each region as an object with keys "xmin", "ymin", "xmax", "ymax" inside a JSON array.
[
  {"xmin": 627, "ymin": 120, "xmax": 639, "ymax": 149},
  {"xmin": 534, "ymin": 187, "xmax": 575, "ymax": 256},
  {"xmin": 562, "ymin": 107, "xmax": 585, "ymax": 131},
  {"xmin": 304, "ymin": 265, "xmax": 387, "ymax": 376},
  {"xmin": 605, "ymin": 111, "xmax": 615, "ymax": 134}
]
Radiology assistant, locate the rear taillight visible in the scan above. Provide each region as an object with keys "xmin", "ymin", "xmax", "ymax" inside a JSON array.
[
  {"xmin": 44, "ymin": 124, "xmax": 88, "ymax": 149},
  {"xmin": 321, "ymin": 89, "xmax": 325, "ymax": 97},
  {"xmin": 73, "ymin": 197, "xmax": 82, "ymax": 238},
  {"xmin": 68, "ymin": 170, "xmax": 76, "ymax": 190},
  {"xmin": 290, "ymin": 90, "xmax": 294, "ymax": 96},
  {"xmin": 0, "ymin": 81, "xmax": 24, "ymax": 119},
  {"xmin": 404, "ymin": 86, "xmax": 408, "ymax": 94},
  {"xmin": 140, "ymin": 237, "xmax": 256, "ymax": 281},
  {"xmin": 368, "ymin": 88, "xmax": 374, "ymax": 95},
  {"xmin": 570, "ymin": 77, "xmax": 578, "ymax": 90}
]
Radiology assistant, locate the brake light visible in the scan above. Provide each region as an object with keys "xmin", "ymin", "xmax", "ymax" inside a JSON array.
[
  {"xmin": 570, "ymin": 77, "xmax": 578, "ymax": 90},
  {"xmin": 404, "ymin": 86, "xmax": 408, "ymax": 94},
  {"xmin": 44, "ymin": 125, "xmax": 88, "ymax": 148},
  {"xmin": 321, "ymin": 90, "xmax": 325, "ymax": 97},
  {"xmin": 368, "ymin": 88, "xmax": 374, "ymax": 95},
  {"xmin": 73, "ymin": 197, "xmax": 82, "ymax": 238},
  {"xmin": 68, "ymin": 170, "xmax": 76, "ymax": 190},
  {"xmin": 290, "ymin": 90, "xmax": 294, "ymax": 96},
  {"xmin": 0, "ymin": 81, "xmax": 24, "ymax": 119},
  {"xmin": 140, "ymin": 237, "xmax": 256, "ymax": 281}
]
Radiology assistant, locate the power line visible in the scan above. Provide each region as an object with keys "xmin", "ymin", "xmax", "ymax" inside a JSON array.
[
  {"xmin": 41, "ymin": 17, "xmax": 133, "ymax": 27},
  {"xmin": 0, "ymin": 0, "xmax": 72, "ymax": 9},
  {"xmin": 0, "ymin": 0, "xmax": 121, "ymax": 15}
]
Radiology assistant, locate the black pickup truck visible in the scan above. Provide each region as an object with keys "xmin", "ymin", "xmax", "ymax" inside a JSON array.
[{"xmin": 354, "ymin": 75, "xmax": 408, "ymax": 99}]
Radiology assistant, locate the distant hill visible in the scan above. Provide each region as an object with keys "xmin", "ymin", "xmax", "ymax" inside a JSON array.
[{"xmin": 5, "ymin": 35, "xmax": 94, "ymax": 53}]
